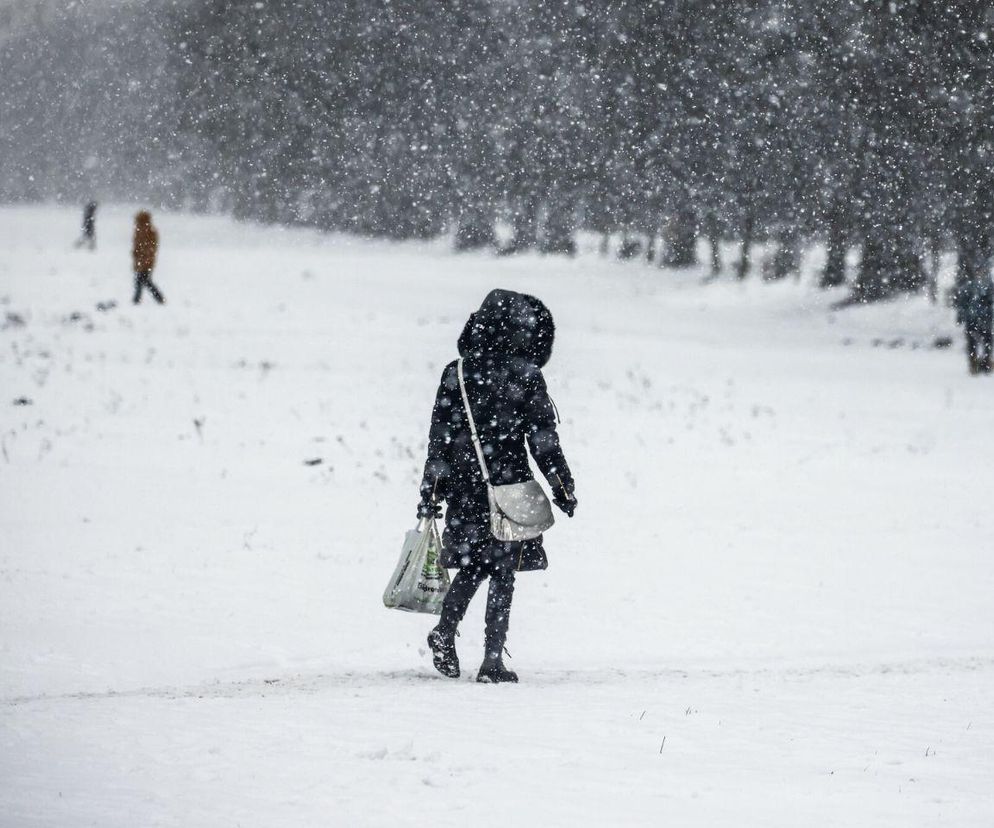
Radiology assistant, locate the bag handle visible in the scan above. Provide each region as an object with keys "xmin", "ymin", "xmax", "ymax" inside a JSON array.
[
  {"xmin": 417, "ymin": 477, "xmax": 440, "ymax": 533},
  {"xmin": 456, "ymin": 358, "xmax": 492, "ymax": 485}
]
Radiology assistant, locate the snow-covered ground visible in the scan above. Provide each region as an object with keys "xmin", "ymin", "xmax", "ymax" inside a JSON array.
[{"xmin": 1, "ymin": 204, "xmax": 992, "ymax": 826}]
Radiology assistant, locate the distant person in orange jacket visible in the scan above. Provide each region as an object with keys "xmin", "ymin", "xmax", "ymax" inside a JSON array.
[{"xmin": 132, "ymin": 210, "xmax": 164, "ymax": 304}]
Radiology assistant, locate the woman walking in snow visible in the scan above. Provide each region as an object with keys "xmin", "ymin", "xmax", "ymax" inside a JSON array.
[
  {"xmin": 418, "ymin": 289, "xmax": 576, "ymax": 683},
  {"xmin": 132, "ymin": 210, "xmax": 165, "ymax": 305},
  {"xmin": 955, "ymin": 276, "xmax": 994, "ymax": 374}
]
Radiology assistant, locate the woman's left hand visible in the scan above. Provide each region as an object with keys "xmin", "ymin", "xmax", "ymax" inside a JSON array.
[
  {"xmin": 417, "ymin": 501, "xmax": 443, "ymax": 520},
  {"xmin": 553, "ymin": 491, "xmax": 576, "ymax": 518}
]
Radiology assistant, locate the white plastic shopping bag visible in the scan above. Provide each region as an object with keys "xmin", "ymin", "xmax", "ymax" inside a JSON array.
[{"xmin": 382, "ymin": 519, "xmax": 450, "ymax": 614}]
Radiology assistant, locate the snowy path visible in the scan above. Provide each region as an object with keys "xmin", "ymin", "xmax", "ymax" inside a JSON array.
[
  {"xmin": 4, "ymin": 660, "xmax": 993, "ymax": 826},
  {"xmin": 2, "ymin": 206, "xmax": 993, "ymax": 825}
]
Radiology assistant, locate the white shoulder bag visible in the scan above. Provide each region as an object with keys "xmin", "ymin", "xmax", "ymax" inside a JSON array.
[{"xmin": 456, "ymin": 358, "xmax": 555, "ymax": 542}]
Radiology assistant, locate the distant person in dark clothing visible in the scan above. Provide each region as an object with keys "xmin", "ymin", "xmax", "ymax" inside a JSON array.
[
  {"xmin": 132, "ymin": 210, "xmax": 164, "ymax": 305},
  {"xmin": 74, "ymin": 201, "xmax": 97, "ymax": 250},
  {"xmin": 419, "ymin": 289, "xmax": 576, "ymax": 684},
  {"xmin": 955, "ymin": 277, "xmax": 994, "ymax": 374}
]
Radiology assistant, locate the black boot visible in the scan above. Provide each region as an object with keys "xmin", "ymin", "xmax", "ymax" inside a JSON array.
[
  {"xmin": 427, "ymin": 627, "xmax": 459, "ymax": 678},
  {"xmin": 477, "ymin": 658, "xmax": 518, "ymax": 683},
  {"xmin": 427, "ymin": 566, "xmax": 488, "ymax": 679},
  {"xmin": 477, "ymin": 568, "xmax": 518, "ymax": 683}
]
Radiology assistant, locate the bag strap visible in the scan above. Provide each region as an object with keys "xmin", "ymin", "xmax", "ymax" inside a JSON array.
[{"xmin": 456, "ymin": 358, "xmax": 491, "ymax": 485}]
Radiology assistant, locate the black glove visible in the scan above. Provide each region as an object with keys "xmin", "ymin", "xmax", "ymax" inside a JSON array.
[
  {"xmin": 553, "ymin": 490, "xmax": 576, "ymax": 518},
  {"xmin": 417, "ymin": 501, "xmax": 443, "ymax": 520}
]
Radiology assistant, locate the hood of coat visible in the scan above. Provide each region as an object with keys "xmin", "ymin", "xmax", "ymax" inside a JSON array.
[
  {"xmin": 457, "ymin": 288, "xmax": 555, "ymax": 367},
  {"xmin": 135, "ymin": 210, "xmax": 152, "ymax": 228}
]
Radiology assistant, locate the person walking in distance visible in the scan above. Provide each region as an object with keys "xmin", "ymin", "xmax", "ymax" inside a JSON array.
[
  {"xmin": 74, "ymin": 201, "xmax": 97, "ymax": 250},
  {"xmin": 132, "ymin": 210, "xmax": 164, "ymax": 305},
  {"xmin": 418, "ymin": 289, "xmax": 577, "ymax": 683},
  {"xmin": 955, "ymin": 274, "xmax": 994, "ymax": 374}
]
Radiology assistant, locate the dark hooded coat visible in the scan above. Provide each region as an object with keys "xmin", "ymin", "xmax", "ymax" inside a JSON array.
[
  {"xmin": 420, "ymin": 289, "xmax": 575, "ymax": 572},
  {"xmin": 955, "ymin": 277, "xmax": 994, "ymax": 328}
]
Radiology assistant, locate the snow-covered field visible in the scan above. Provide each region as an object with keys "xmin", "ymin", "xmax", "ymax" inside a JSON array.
[{"xmin": 2, "ymin": 204, "xmax": 992, "ymax": 826}]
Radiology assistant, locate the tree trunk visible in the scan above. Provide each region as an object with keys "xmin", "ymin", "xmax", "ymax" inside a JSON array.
[
  {"xmin": 454, "ymin": 204, "xmax": 496, "ymax": 252},
  {"xmin": 956, "ymin": 230, "xmax": 989, "ymax": 297},
  {"xmin": 850, "ymin": 154, "xmax": 925, "ymax": 302},
  {"xmin": 661, "ymin": 206, "xmax": 697, "ymax": 267},
  {"xmin": 618, "ymin": 232, "xmax": 642, "ymax": 259},
  {"xmin": 540, "ymin": 196, "xmax": 577, "ymax": 256},
  {"xmin": 736, "ymin": 211, "xmax": 754, "ymax": 280},
  {"xmin": 503, "ymin": 192, "xmax": 538, "ymax": 254},
  {"xmin": 852, "ymin": 222, "xmax": 924, "ymax": 302},
  {"xmin": 705, "ymin": 213, "xmax": 721, "ymax": 277},
  {"xmin": 950, "ymin": 186, "xmax": 993, "ymax": 303},
  {"xmin": 927, "ymin": 241, "xmax": 940, "ymax": 304},
  {"xmin": 820, "ymin": 200, "xmax": 848, "ymax": 288},
  {"xmin": 766, "ymin": 225, "xmax": 801, "ymax": 281}
]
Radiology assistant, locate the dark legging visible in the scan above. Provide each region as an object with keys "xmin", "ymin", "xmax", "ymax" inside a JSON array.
[
  {"xmin": 437, "ymin": 565, "xmax": 515, "ymax": 662},
  {"xmin": 133, "ymin": 271, "xmax": 165, "ymax": 304}
]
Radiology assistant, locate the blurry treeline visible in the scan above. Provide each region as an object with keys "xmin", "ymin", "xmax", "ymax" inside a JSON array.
[{"xmin": 2, "ymin": 0, "xmax": 993, "ymax": 300}]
